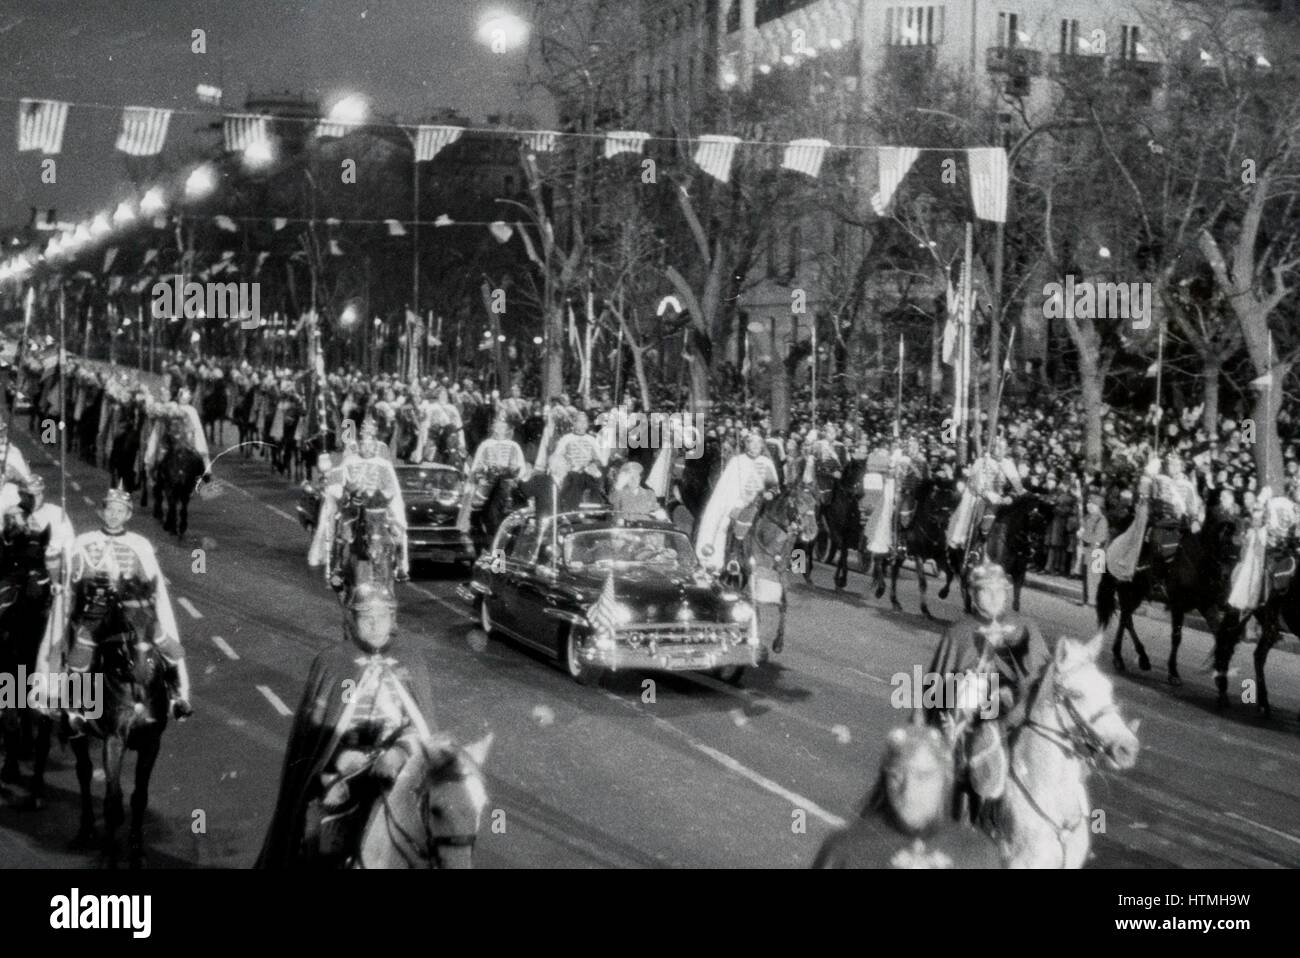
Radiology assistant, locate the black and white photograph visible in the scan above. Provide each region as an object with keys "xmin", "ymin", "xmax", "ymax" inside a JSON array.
[{"xmin": 0, "ymin": 0, "xmax": 1295, "ymax": 930}]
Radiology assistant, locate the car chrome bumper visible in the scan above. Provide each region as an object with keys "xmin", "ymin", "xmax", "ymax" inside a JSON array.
[
  {"xmin": 580, "ymin": 639, "xmax": 761, "ymax": 673},
  {"xmin": 407, "ymin": 528, "xmax": 476, "ymax": 563}
]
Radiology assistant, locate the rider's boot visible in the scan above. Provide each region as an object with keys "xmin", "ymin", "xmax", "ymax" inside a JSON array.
[
  {"xmin": 395, "ymin": 537, "xmax": 410, "ymax": 582},
  {"xmin": 64, "ymin": 666, "xmax": 93, "ymax": 735},
  {"xmin": 166, "ymin": 658, "xmax": 194, "ymax": 720}
]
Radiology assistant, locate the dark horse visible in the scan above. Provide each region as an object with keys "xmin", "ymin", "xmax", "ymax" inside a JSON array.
[
  {"xmin": 0, "ymin": 518, "xmax": 54, "ymax": 807},
  {"xmin": 67, "ymin": 582, "xmax": 171, "ymax": 868},
  {"xmin": 888, "ymin": 477, "xmax": 959, "ymax": 619},
  {"xmin": 153, "ymin": 444, "xmax": 206, "ymax": 540},
  {"xmin": 199, "ymin": 373, "xmax": 229, "ymax": 448},
  {"xmin": 822, "ymin": 458, "xmax": 868, "ymax": 592},
  {"xmin": 332, "ymin": 493, "xmax": 398, "ymax": 604},
  {"xmin": 944, "ymin": 493, "xmax": 1052, "ymax": 615},
  {"xmin": 1212, "ymin": 565, "xmax": 1300, "ymax": 721},
  {"xmin": 470, "ymin": 469, "xmax": 524, "ymax": 544},
  {"xmin": 108, "ymin": 399, "xmax": 147, "ymax": 494},
  {"xmin": 719, "ymin": 485, "xmax": 819, "ymax": 654},
  {"xmin": 1095, "ymin": 524, "xmax": 1230, "ymax": 685}
]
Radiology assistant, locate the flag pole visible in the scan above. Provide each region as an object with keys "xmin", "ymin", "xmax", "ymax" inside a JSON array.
[
  {"xmin": 958, "ymin": 221, "xmax": 974, "ymax": 464},
  {"xmin": 1266, "ymin": 329, "xmax": 1273, "ymax": 489},
  {"xmin": 895, "ymin": 334, "xmax": 904, "ymax": 440},
  {"xmin": 2, "ymin": 288, "xmax": 36, "ymax": 481},
  {"xmin": 59, "ymin": 286, "xmax": 67, "ymax": 521},
  {"xmin": 1152, "ymin": 323, "xmax": 1165, "ymax": 456}
]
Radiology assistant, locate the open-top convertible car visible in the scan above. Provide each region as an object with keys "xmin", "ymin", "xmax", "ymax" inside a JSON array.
[
  {"xmin": 297, "ymin": 461, "xmax": 477, "ymax": 567},
  {"xmin": 456, "ymin": 507, "xmax": 763, "ymax": 684}
]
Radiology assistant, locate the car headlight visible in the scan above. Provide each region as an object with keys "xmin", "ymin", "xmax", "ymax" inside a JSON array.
[{"xmin": 731, "ymin": 601, "xmax": 754, "ymax": 624}]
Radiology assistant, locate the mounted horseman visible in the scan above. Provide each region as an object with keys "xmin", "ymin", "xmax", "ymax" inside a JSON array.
[
  {"xmin": 257, "ymin": 581, "xmax": 491, "ymax": 869},
  {"xmin": 309, "ymin": 417, "xmax": 410, "ymax": 589},
  {"xmin": 946, "ymin": 436, "xmax": 1023, "ymax": 568},
  {"xmin": 695, "ymin": 432, "xmax": 781, "ymax": 575},
  {"xmin": 460, "ymin": 417, "xmax": 529, "ymax": 540},
  {"xmin": 547, "ymin": 411, "xmax": 608, "ymax": 513}
]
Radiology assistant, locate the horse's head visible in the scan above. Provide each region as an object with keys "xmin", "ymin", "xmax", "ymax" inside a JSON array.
[
  {"xmin": 1039, "ymin": 632, "xmax": 1140, "ymax": 772},
  {"xmin": 358, "ymin": 731, "xmax": 493, "ymax": 869},
  {"xmin": 784, "ymin": 485, "xmax": 820, "ymax": 542}
]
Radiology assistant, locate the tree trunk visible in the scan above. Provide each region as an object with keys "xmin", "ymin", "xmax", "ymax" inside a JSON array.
[
  {"xmin": 1252, "ymin": 362, "xmax": 1289, "ymax": 493},
  {"xmin": 770, "ymin": 321, "xmax": 789, "ymax": 431},
  {"xmin": 1201, "ymin": 352, "xmax": 1220, "ymax": 440},
  {"xmin": 543, "ymin": 305, "xmax": 564, "ymax": 399},
  {"xmin": 1064, "ymin": 313, "xmax": 1104, "ymax": 471},
  {"xmin": 930, "ymin": 312, "xmax": 943, "ymax": 398}
]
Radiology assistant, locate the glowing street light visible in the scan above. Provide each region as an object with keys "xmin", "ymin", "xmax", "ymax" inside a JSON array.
[
  {"xmin": 328, "ymin": 95, "xmax": 368, "ymax": 126},
  {"xmin": 185, "ymin": 164, "xmax": 217, "ymax": 199},
  {"xmin": 243, "ymin": 138, "xmax": 274, "ymax": 168},
  {"xmin": 340, "ymin": 304, "xmax": 359, "ymax": 327},
  {"xmin": 140, "ymin": 187, "xmax": 166, "ymax": 215},
  {"xmin": 532, "ymin": 335, "xmax": 543, "ymax": 345},
  {"xmin": 477, "ymin": 10, "xmax": 529, "ymax": 53}
]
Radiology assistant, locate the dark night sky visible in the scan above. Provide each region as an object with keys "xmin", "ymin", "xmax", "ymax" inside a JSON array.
[{"xmin": 0, "ymin": 0, "xmax": 547, "ymax": 226}]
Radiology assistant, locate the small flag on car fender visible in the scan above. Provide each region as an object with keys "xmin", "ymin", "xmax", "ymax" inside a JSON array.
[{"xmin": 586, "ymin": 572, "xmax": 619, "ymax": 643}]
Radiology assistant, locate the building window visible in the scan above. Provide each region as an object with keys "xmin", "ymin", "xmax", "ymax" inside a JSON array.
[
  {"xmin": 997, "ymin": 12, "xmax": 1019, "ymax": 48},
  {"xmin": 885, "ymin": 6, "xmax": 944, "ymax": 47},
  {"xmin": 1119, "ymin": 24, "xmax": 1141, "ymax": 60},
  {"xmin": 756, "ymin": 0, "xmax": 820, "ymax": 28},
  {"xmin": 1059, "ymin": 19, "xmax": 1079, "ymax": 55}
]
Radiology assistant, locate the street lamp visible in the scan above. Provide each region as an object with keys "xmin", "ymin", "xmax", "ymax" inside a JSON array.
[
  {"xmin": 477, "ymin": 10, "xmax": 529, "ymax": 53},
  {"xmin": 185, "ymin": 164, "xmax": 216, "ymax": 199},
  {"xmin": 141, "ymin": 187, "xmax": 166, "ymax": 216},
  {"xmin": 243, "ymin": 139, "xmax": 274, "ymax": 168},
  {"xmin": 327, "ymin": 94, "xmax": 368, "ymax": 126}
]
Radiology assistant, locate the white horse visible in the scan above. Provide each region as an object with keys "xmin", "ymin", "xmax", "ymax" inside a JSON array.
[{"xmin": 996, "ymin": 633, "xmax": 1140, "ymax": 868}]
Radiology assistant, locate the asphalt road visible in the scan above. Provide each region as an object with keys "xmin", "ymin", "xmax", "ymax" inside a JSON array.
[{"xmin": 2, "ymin": 425, "xmax": 1298, "ymax": 869}]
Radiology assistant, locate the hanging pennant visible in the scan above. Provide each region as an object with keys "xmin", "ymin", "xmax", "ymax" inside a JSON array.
[
  {"xmin": 223, "ymin": 114, "xmax": 270, "ymax": 153},
  {"xmin": 869, "ymin": 146, "xmax": 921, "ymax": 216},
  {"xmin": 782, "ymin": 138, "xmax": 831, "ymax": 179},
  {"xmin": 967, "ymin": 147, "xmax": 1009, "ymax": 223},
  {"xmin": 524, "ymin": 130, "xmax": 559, "ymax": 153},
  {"xmin": 116, "ymin": 106, "xmax": 172, "ymax": 156},
  {"xmin": 414, "ymin": 124, "xmax": 463, "ymax": 161},
  {"xmin": 604, "ymin": 131, "xmax": 650, "ymax": 160},
  {"xmin": 214, "ymin": 215, "xmax": 239, "ymax": 232},
  {"xmin": 692, "ymin": 134, "xmax": 741, "ymax": 183},
  {"xmin": 385, "ymin": 219, "xmax": 407, "ymax": 236},
  {"xmin": 17, "ymin": 99, "xmax": 69, "ymax": 154},
  {"xmin": 488, "ymin": 221, "xmax": 513, "ymax": 244}
]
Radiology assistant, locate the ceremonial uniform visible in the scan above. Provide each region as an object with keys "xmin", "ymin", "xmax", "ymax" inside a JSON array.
[
  {"xmin": 0, "ymin": 434, "xmax": 32, "ymax": 485},
  {"xmin": 812, "ymin": 812, "xmax": 1002, "ymax": 869},
  {"xmin": 946, "ymin": 451, "xmax": 1022, "ymax": 551},
  {"xmin": 695, "ymin": 451, "xmax": 780, "ymax": 572},
  {"xmin": 37, "ymin": 518, "xmax": 189, "ymax": 719},
  {"xmin": 310, "ymin": 430, "xmax": 409, "ymax": 580},
  {"xmin": 1228, "ymin": 492, "xmax": 1297, "ymax": 612},
  {"xmin": 549, "ymin": 430, "xmax": 606, "ymax": 486},
  {"xmin": 255, "ymin": 642, "xmax": 436, "ymax": 869}
]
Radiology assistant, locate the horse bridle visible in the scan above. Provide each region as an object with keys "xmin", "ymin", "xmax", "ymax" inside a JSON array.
[
  {"xmin": 353, "ymin": 735, "xmax": 478, "ymax": 870},
  {"xmin": 1009, "ymin": 664, "xmax": 1122, "ymax": 866}
]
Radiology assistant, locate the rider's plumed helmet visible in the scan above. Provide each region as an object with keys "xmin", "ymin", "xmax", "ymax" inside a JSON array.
[
  {"xmin": 344, "ymin": 581, "xmax": 398, "ymax": 652},
  {"xmin": 968, "ymin": 560, "xmax": 1010, "ymax": 591}
]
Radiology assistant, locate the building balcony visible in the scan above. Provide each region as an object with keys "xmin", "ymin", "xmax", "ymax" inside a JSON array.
[
  {"xmin": 884, "ymin": 45, "xmax": 939, "ymax": 73},
  {"xmin": 1112, "ymin": 58, "xmax": 1162, "ymax": 91},
  {"xmin": 986, "ymin": 47, "xmax": 1043, "ymax": 77},
  {"xmin": 1050, "ymin": 52, "xmax": 1107, "ymax": 84}
]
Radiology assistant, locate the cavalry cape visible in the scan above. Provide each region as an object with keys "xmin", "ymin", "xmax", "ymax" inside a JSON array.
[
  {"xmin": 255, "ymin": 643, "xmax": 437, "ymax": 869},
  {"xmin": 694, "ymin": 453, "xmax": 779, "ymax": 573},
  {"xmin": 812, "ymin": 808, "xmax": 1002, "ymax": 868}
]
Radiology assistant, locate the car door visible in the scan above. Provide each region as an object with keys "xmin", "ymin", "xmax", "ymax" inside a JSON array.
[
  {"xmin": 502, "ymin": 517, "xmax": 545, "ymax": 646},
  {"xmin": 485, "ymin": 514, "xmax": 524, "ymax": 635}
]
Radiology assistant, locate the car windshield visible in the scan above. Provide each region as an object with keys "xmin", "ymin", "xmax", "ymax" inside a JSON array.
[
  {"xmin": 562, "ymin": 529, "xmax": 698, "ymax": 572},
  {"xmin": 397, "ymin": 468, "xmax": 461, "ymax": 498}
]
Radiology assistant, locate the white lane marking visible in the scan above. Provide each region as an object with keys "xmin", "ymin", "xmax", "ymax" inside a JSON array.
[
  {"xmin": 256, "ymin": 685, "xmax": 293, "ymax": 717},
  {"xmin": 70, "ymin": 480, "xmax": 81, "ymax": 492},
  {"xmin": 82, "ymin": 496, "xmax": 94, "ymax": 507},
  {"xmin": 603, "ymin": 690, "xmax": 846, "ymax": 829},
  {"xmin": 265, "ymin": 505, "xmax": 296, "ymax": 523},
  {"xmin": 211, "ymin": 635, "xmax": 240, "ymax": 660},
  {"xmin": 1223, "ymin": 812, "xmax": 1300, "ymax": 847},
  {"xmin": 845, "ymin": 666, "xmax": 889, "ymax": 684},
  {"xmin": 177, "ymin": 597, "xmax": 203, "ymax": 619},
  {"xmin": 409, "ymin": 584, "xmax": 474, "ymax": 622}
]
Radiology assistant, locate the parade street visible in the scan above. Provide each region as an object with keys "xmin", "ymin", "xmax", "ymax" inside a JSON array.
[{"xmin": 3, "ymin": 428, "xmax": 1297, "ymax": 870}]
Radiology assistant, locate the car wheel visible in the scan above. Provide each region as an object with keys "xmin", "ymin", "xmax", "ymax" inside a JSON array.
[
  {"xmin": 711, "ymin": 665, "xmax": 746, "ymax": 686},
  {"xmin": 478, "ymin": 597, "xmax": 496, "ymax": 638},
  {"xmin": 561, "ymin": 627, "xmax": 593, "ymax": 685}
]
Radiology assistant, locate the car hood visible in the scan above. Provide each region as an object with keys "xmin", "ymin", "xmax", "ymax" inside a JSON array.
[{"xmin": 564, "ymin": 566, "xmax": 738, "ymax": 623}]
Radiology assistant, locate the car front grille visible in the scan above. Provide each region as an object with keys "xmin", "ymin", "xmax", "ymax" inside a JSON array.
[{"xmin": 618, "ymin": 624, "xmax": 745, "ymax": 648}]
